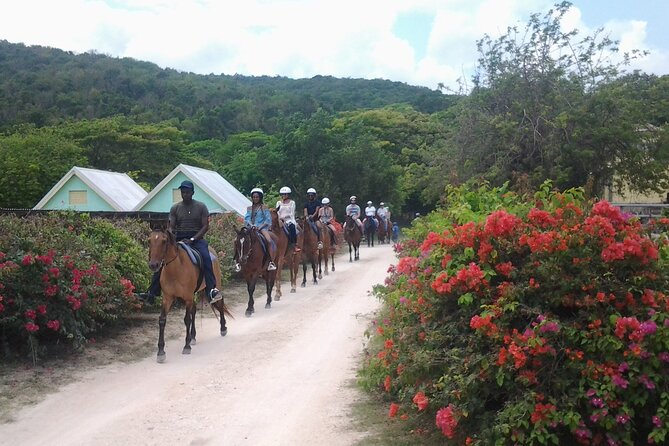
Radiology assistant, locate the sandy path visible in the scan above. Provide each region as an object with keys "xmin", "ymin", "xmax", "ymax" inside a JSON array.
[{"xmin": 0, "ymin": 244, "xmax": 395, "ymax": 446}]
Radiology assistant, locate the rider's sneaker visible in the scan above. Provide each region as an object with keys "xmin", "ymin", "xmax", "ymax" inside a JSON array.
[
  {"xmin": 209, "ymin": 288, "xmax": 223, "ymax": 304},
  {"xmin": 234, "ymin": 262, "xmax": 241, "ymax": 272},
  {"xmin": 267, "ymin": 261, "xmax": 277, "ymax": 271},
  {"xmin": 136, "ymin": 292, "xmax": 155, "ymax": 305},
  {"xmin": 317, "ymin": 241, "xmax": 324, "ymax": 249}
]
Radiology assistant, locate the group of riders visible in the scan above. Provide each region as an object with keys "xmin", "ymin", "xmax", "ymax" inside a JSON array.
[
  {"xmin": 242, "ymin": 186, "xmax": 392, "ymax": 269},
  {"xmin": 137, "ymin": 181, "xmax": 392, "ymax": 307}
]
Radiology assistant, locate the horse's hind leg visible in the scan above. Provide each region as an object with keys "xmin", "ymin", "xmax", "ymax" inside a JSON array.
[
  {"xmin": 265, "ymin": 278, "xmax": 274, "ymax": 309},
  {"xmin": 182, "ymin": 303, "xmax": 193, "ymax": 355},
  {"xmin": 246, "ymin": 280, "xmax": 257, "ymax": 317}
]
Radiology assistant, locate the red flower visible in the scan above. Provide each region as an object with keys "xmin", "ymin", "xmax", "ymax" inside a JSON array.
[
  {"xmin": 24, "ymin": 322, "xmax": 39, "ymax": 333},
  {"xmin": 435, "ymin": 405, "xmax": 458, "ymax": 438},
  {"xmin": 46, "ymin": 320, "xmax": 61, "ymax": 331},
  {"xmin": 384, "ymin": 375, "xmax": 392, "ymax": 392},
  {"xmin": 413, "ymin": 391, "xmax": 429, "ymax": 411},
  {"xmin": 388, "ymin": 403, "xmax": 400, "ymax": 418},
  {"xmin": 37, "ymin": 304, "xmax": 47, "ymax": 314}
]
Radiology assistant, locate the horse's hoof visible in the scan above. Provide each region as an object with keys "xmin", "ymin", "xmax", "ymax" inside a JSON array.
[
  {"xmin": 191, "ymin": 339, "xmax": 196, "ymax": 345},
  {"xmin": 220, "ymin": 328, "xmax": 228, "ymax": 336},
  {"xmin": 275, "ymin": 295, "xmax": 281, "ymax": 301},
  {"xmin": 182, "ymin": 347, "xmax": 191, "ymax": 355},
  {"xmin": 318, "ymin": 274, "xmax": 322, "ymax": 279},
  {"xmin": 301, "ymin": 283, "xmax": 306, "ymax": 288},
  {"xmin": 332, "ymin": 267, "xmax": 335, "ymax": 272},
  {"xmin": 349, "ymin": 259, "xmax": 353, "ymax": 263},
  {"xmin": 245, "ymin": 310, "xmax": 253, "ymax": 317},
  {"xmin": 157, "ymin": 353, "xmax": 166, "ymax": 364},
  {"xmin": 265, "ymin": 303, "xmax": 271, "ymax": 309},
  {"xmin": 290, "ymin": 288, "xmax": 296, "ymax": 293}
]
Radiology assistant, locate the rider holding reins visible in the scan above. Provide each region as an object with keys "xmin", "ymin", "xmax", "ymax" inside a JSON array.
[
  {"xmin": 303, "ymin": 187, "xmax": 323, "ymax": 250},
  {"xmin": 276, "ymin": 186, "xmax": 300, "ymax": 251},
  {"xmin": 243, "ymin": 188, "xmax": 277, "ymax": 272},
  {"xmin": 344, "ymin": 196, "xmax": 363, "ymax": 232},
  {"xmin": 317, "ymin": 197, "xmax": 337, "ymax": 248}
]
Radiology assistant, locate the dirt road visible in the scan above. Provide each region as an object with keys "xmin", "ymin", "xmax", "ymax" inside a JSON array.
[{"xmin": 0, "ymin": 244, "xmax": 395, "ymax": 446}]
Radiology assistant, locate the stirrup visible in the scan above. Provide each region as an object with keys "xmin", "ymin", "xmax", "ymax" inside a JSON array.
[
  {"xmin": 267, "ymin": 261, "xmax": 277, "ymax": 271},
  {"xmin": 317, "ymin": 241, "xmax": 323, "ymax": 249},
  {"xmin": 234, "ymin": 262, "xmax": 241, "ymax": 272},
  {"xmin": 209, "ymin": 288, "xmax": 223, "ymax": 304}
]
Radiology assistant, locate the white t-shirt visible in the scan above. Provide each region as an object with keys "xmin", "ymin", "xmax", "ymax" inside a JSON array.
[
  {"xmin": 377, "ymin": 207, "xmax": 388, "ymax": 219},
  {"xmin": 276, "ymin": 199, "xmax": 297, "ymax": 225},
  {"xmin": 365, "ymin": 206, "xmax": 376, "ymax": 217},
  {"xmin": 346, "ymin": 204, "xmax": 361, "ymax": 218}
]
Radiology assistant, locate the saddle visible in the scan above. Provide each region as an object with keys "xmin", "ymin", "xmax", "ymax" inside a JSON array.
[{"xmin": 176, "ymin": 241, "xmax": 216, "ymax": 293}]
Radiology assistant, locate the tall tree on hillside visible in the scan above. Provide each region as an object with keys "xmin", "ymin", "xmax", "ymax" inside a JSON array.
[{"xmin": 446, "ymin": 1, "xmax": 664, "ymax": 195}]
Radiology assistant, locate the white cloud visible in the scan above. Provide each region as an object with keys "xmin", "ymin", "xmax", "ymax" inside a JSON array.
[{"xmin": 0, "ymin": 0, "xmax": 666, "ymax": 90}]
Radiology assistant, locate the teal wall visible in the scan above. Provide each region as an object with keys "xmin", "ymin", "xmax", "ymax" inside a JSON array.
[
  {"xmin": 42, "ymin": 176, "xmax": 113, "ymax": 211},
  {"xmin": 139, "ymin": 173, "xmax": 220, "ymax": 212}
]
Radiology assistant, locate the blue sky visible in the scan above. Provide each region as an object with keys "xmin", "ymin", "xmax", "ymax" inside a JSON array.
[{"xmin": 0, "ymin": 0, "xmax": 667, "ymax": 90}]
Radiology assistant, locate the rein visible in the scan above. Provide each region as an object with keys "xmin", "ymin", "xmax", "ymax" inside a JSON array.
[{"xmin": 152, "ymin": 230, "xmax": 179, "ymax": 268}]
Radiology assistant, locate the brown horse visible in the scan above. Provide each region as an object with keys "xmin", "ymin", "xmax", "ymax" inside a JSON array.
[
  {"xmin": 344, "ymin": 215, "xmax": 362, "ymax": 262},
  {"xmin": 233, "ymin": 226, "xmax": 278, "ymax": 317},
  {"xmin": 298, "ymin": 217, "xmax": 319, "ymax": 287},
  {"xmin": 148, "ymin": 228, "xmax": 232, "ymax": 364},
  {"xmin": 377, "ymin": 218, "xmax": 389, "ymax": 244},
  {"xmin": 317, "ymin": 221, "xmax": 337, "ymax": 276},
  {"xmin": 270, "ymin": 209, "xmax": 300, "ymax": 299}
]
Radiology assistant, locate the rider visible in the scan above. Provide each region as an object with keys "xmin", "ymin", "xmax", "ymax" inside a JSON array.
[
  {"xmin": 364, "ymin": 201, "xmax": 377, "ymax": 231},
  {"xmin": 317, "ymin": 197, "xmax": 337, "ymax": 248},
  {"xmin": 344, "ymin": 195, "xmax": 363, "ymax": 232},
  {"xmin": 137, "ymin": 180, "xmax": 222, "ymax": 305},
  {"xmin": 243, "ymin": 188, "xmax": 277, "ymax": 271},
  {"xmin": 376, "ymin": 202, "xmax": 390, "ymax": 232},
  {"xmin": 303, "ymin": 187, "xmax": 323, "ymax": 249},
  {"xmin": 276, "ymin": 186, "xmax": 300, "ymax": 250}
]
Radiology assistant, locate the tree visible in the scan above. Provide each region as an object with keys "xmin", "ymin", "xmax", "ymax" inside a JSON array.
[
  {"xmin": 0, "ymin": 126, "xmax": 86, "ymax": 208},
  {"xmin": 446, "ymin": 1, "xmax": 662, "ymax": 195}
]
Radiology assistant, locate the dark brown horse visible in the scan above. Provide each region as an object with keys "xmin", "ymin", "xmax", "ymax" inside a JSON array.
[
  {"xmin": 344, "ymin": 216, "xmax": 362, "ymax": 262},
  {"xmin": 148, "ymin": 228, "xmax": 232, "ymax": 363},
  {"xmin": 270, "ymin": 208, "xmax": 300, "ymax": 299},
  {"xmin": 377, "ymin": 218, "xmax": 389, "ymax": 244},
  {"xmin": 298, "ymin": 217, "xmax": 319, "ymax": 287},
  {"xmin": 233, "ymin": 226, "xmax": 278, "ymax": 317},
  {"xmin": 364, "ymin": 216, "xmax": 377, "ymax": 247}
]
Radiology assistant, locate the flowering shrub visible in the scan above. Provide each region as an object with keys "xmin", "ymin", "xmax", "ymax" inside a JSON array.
[
  {"xmin": 0, "ymin": 213, "xmax": 148, "ymax": 360},
  {"xmin": 360, "ymin": 182, "xmax": 669, "ymax": 445}
]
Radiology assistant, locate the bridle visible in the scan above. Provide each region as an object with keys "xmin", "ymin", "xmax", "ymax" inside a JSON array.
[
  {"xmin": 151, "ymin": 230, "xmax": 178, "ymax": 268},
  {"xmin": 235, "ymin": 227, "xmax": 255, "ymax": 265}
]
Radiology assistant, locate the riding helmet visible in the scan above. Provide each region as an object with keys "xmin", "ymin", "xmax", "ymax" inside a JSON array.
[
  {"xmin": 367, "ymin": 201, "xmax": 373, "ymax": 205},
  {"xmin": 280, "ymin": 186, "xmax": 291, "ymax": 194},
  {"xmin": 322, "ymin": 197, "xmax": 330, "ymax": 204},
  {"xmin": 350, "ymin": 195, "xmax": 357, "ymax": 201},
  {"xmin": 380, "ymin": 202, "xmax": 384, "ymax": 206},
  {"xmin": 251, "ymin": 187, "xmax": 264, "ymax": 196},
  {"xmin": 307, "ymin": 187, "xmax": 317, "ymax": 195}
]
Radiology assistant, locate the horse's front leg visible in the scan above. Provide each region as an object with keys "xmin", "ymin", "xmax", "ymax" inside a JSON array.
[
  {"xmin": 265, "ymin": 275, "xmax": 275, "ymax": 309},
  {"xmin": 348, "ymin": 243, "xmax": 353, "ymax": 262},
  {"xmin": 246, "ymin": 279, "xmax": 257, "ymax": 317},
  {"xmin": 190, "ymin": 300, "xmax": 198, "ymax": 345},
  {"xmin": 331, "ymin": 252, "xmax": 335, "ymax": 272},
  {"xmin": 182, "ymin": 303, "xmax": 193, "ymax": 355},
  {"xmin": 157, "ymin": 304, "xmax": 169, "ymax": 363},
  {"xmin": 311, "ymin": 260, "xmax": 318, "ymax": 284},
  {"xmin": 301, "ymin": 260, "xmax": 308, "ymax": 287},
  {"xmin": 318, "ymin": 252, "xmax": 323, "ymax": 279}
]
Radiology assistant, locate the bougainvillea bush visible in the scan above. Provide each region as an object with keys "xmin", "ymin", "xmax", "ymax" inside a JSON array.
[
  {"xmin": 0, "ymin": 213, "xmax": 149, "ymax": 360},
  {"xmin": 360, "ymin": 182, "xmax": 669, "ymax": 445}
]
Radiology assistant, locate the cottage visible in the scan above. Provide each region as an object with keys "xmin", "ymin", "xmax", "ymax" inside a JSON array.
[
  {"xmin": 133, "ymin": 164, "xmax": 250, "ymax": 217},
  {"xmin": 33, "ymin": 166, "xmax": 148, "ymax": 211}
]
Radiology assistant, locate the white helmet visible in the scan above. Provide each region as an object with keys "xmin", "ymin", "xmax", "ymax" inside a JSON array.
[
  {"xmin": 280, "ymin": 186, "xmax": 291, "ymax": 194},
  {"xmin": 367, "ymin": 201, "xmax": 372, "ymax": 205},
  {"xmin": 322, "ymin": 197, "xmax": 330, "ymax": 204},
  {"xmin": 350, "ymin": 195, "xmax": 357, "ymax": 201},
  {"xmin": 380, "ymin": 202, "xmax": 384, "ymax": 206},
  {"xmin": 251, "ymin": 187, "xmax": 264, "ymax": 195},
  {"xmin": 307, "ymin": 187, "xmax": 317, "ymax": 194}
]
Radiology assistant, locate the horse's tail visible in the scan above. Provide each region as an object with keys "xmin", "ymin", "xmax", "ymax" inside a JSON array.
[{"xmin": 211, "ymin": 301, "xmax": 235, "ymax": 320}]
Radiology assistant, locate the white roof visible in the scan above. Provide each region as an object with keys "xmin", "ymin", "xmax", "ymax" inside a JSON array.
[
  {"xmin": 133, "ymin": 164, "xmax": 251, "ymax": 216},
  {"xmin": 34, "ymin": 167, "xmax": 148, "ymax": 211}
]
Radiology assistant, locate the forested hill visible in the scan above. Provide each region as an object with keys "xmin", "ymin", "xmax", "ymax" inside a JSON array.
[{"xmin": 0, "ymin": 40, "xmax": 455, "ymax": 137}]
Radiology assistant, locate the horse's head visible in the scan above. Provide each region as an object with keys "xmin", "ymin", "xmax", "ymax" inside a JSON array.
[
  {"xmin": 269, "ymin": 208, "xmax": 280, "ymax": 230},
  {"xmin": 234, "ymin": 226, "xmax": 257, "ymax": 265},
  {"xmin": 147, "ymin": 228, "xmax": 175, "ymax": 272}
]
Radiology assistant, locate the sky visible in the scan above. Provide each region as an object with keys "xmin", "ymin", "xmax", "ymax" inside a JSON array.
[{"xmin": 1, "ymin": 0, "xmax": 668, "ymax": 91}]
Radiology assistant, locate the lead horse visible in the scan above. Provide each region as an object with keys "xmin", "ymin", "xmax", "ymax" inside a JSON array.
[
  {"xmin": 148, "ymin": 228, "xmax": 232, "ymax": 363},
  {"xmin": 344, "ymin": 215, "xmax": 362, "ymax": 262},
  {"xmin": 364, "ymin": 217, "xmax": 377, "ymax": 247},
  {"xmin": 270, "ymin": 208, "xmax": 300, "ymax": 299},
  {"xmin": 233, "ymin": 226, "xmax": 278, "ymax": 317}
]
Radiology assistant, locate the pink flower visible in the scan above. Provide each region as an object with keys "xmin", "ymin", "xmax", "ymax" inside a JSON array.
[
  {"xmin": 413, "ymin": 391, "xmax": 429, "ymax": 411},
  {"xmin": 436, "ymin": 405, "xmax": 458, "ymax": 439},
  {"xmin": 24, "ymin": 322, "xmax": 39, "ymax": 333},
  {"xmin": 24, "ymin": 309, "xmax": 37, "ymax": 320},
  {"xmin": 46, "ymin": 320, "xmax": 60, "ymax": 331},
  {"xmin": 36, "ymin": 304, "xmax": 47, "ymax": 314}
]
